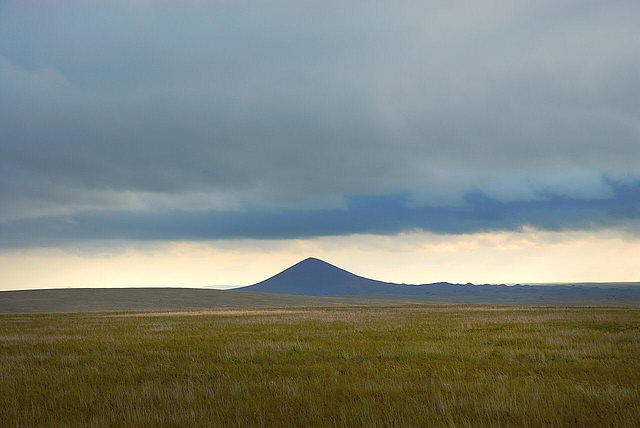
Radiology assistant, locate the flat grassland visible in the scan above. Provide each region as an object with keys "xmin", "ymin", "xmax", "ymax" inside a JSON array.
[{"xmin": 1, "ymin": 306, "xmax": 639, "ymax": 427}]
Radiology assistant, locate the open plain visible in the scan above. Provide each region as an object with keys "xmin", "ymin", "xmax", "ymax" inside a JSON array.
[{"xmin": 1, "ymin": 305, "xmax": 639, "ymax": 427}]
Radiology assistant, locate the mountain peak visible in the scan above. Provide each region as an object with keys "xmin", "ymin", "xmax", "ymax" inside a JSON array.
[
  {"xmin": 299, "ymin": 256, "xmax": 327, "ymax": 264},
  {"xmin": 284, "ymin": 257, "xmax": 352, "ymax": 276},
  {"xmin": 294, "ymin": 257, "xmax": 337, "ymax": 268},
  {"xmin": 239, "ymin": 257, "xmax": 391, "ymax": 295}
]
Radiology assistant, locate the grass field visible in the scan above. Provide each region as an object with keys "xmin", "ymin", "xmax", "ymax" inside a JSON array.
[{"xmin": 1, "ymin": 306, "xmax": 639, "ymax": 427}]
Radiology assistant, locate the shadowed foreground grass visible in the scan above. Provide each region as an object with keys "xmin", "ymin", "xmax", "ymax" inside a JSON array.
[{"xmin": 1, "ymin": 306, "xmax": 639, "ymax": 427}]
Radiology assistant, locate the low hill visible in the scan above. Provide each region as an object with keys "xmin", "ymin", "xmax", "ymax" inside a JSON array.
[{"xmin": 0, "ymin": 287, "xmax": 408, "ymax": 314}]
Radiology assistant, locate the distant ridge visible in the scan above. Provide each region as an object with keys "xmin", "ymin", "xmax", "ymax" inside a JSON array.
[
  {"xmin": 2, "ymin": 259, "xmax": 638, "ymax": 313},
  {"xmin": 237, "ymin": 257, "xmax": 640, "ymax": 304}
]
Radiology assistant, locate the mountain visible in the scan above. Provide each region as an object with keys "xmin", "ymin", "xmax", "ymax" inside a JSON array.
[
  {"xmin": 239, "ymin": 257, "xmax": 402, "ymax": 296},
  {"xmin": 2, "ymin": 259, "xmax": 638, "ymax": 312},
  {"xmin": 237, "ymin": 257, "xmax": 640, "ymax": 304}
]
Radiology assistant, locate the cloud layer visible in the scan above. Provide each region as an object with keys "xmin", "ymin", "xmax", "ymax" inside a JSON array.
[
  {"xmin": 2, "ymin": 180, "xmax": 639, "ymax": 247},
  {"xmin": 1, "ymin": 0, "xmax": 639, "ymax": 246}
]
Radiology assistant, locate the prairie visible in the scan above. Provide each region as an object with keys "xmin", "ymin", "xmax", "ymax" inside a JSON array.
[{"xmin": 1, "ymin": 305, "xmax": 639, "ymax": 427}]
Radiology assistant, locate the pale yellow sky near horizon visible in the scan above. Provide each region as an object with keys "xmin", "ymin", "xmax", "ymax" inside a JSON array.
[{"xmin": 1, "ymin": 229, "xmax": 639, "ymax": 291}]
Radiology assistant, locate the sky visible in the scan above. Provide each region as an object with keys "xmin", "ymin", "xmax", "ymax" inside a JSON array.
[{"xmin": 1, "ymin": 0, "xmax": 639, "ymax": 290}]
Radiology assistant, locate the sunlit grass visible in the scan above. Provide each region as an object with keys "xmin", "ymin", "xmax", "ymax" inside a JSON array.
[{"xmin": 1, "ymin": 306, "xmax": 639, "ymax": 427}]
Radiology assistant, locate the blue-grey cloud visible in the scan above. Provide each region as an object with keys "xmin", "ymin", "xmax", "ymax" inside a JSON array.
[
  {"xmin": 1, "ymin": 179, "xmax": 638, "ymax": 248},
  {"xmin": 1, "ymin": 1, "xmax": 640, "ymax": 246}
]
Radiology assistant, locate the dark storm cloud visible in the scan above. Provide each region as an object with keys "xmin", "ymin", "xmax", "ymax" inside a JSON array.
[
  {"xmin": 1, "ymin": 179, "xmax": 638, "ymax": 248},
  {"xmin": 1, "ymin": 0, "xmax": 640, "ymax": 245}
]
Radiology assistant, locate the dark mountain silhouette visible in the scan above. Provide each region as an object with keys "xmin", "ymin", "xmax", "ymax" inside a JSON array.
[
  {"xmin": 240, "ymin": 257, "xmax": 402, "ymax": 296},
  {"xmin": 238, "ymin": 257, "xmax": 640, "ymax": 304}
]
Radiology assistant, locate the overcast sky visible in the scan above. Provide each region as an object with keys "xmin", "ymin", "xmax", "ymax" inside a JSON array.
[{"xmin": 1, "ymin": 1, "xmax": 639, "ymax": 288}]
